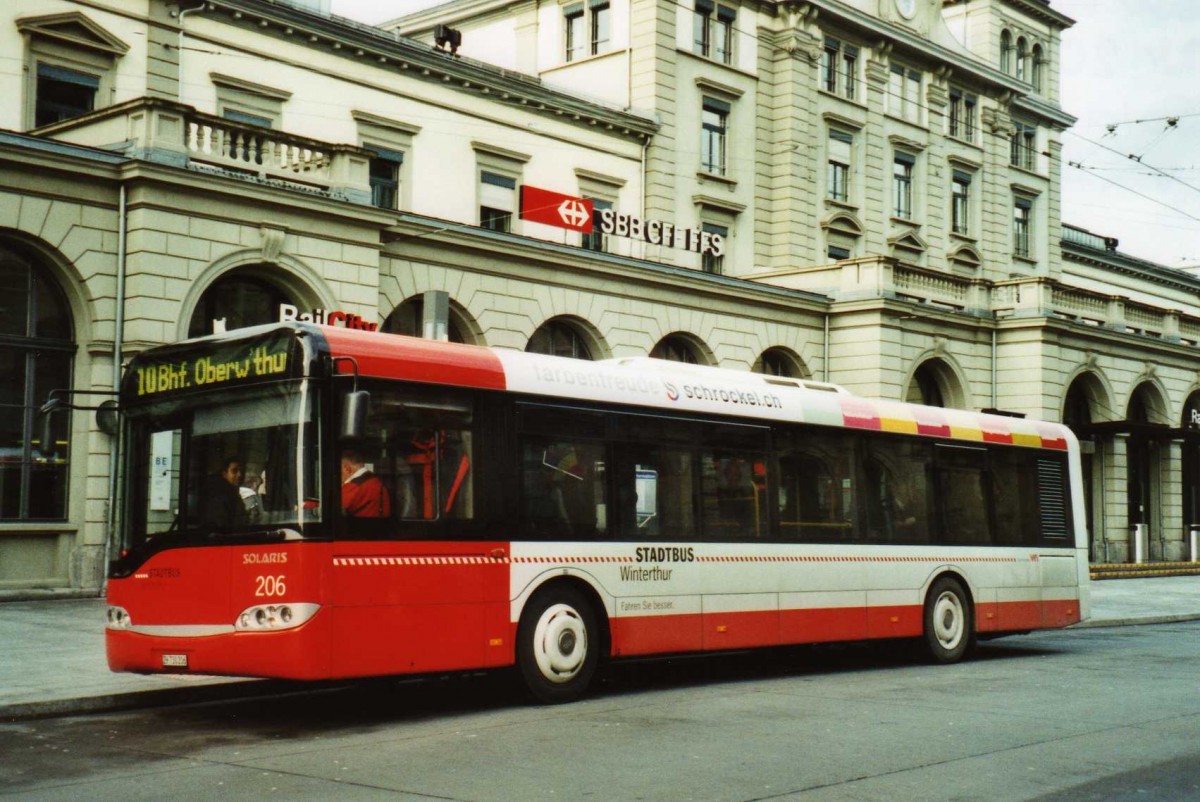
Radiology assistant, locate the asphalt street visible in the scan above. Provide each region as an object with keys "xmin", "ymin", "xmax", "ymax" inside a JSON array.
[{"xmin": 2, "ymin": 620, "xmax": 1199, "ymax": 801}]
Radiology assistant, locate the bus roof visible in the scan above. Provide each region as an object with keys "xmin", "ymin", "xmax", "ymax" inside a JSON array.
[{"xmin": 318, "ymin": 324, "xmax": 1070, "ymax": 451}]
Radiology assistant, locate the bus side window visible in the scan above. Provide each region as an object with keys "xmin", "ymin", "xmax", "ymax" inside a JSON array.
[
  {"xmin": 933, "ymin": 444, "xmax": 991, "ymax": 545},
  {"xmin": 860, "ymin": 437, "xmax": 931, "ymax": 543},
  {"xmin": 991, "ymin": 447, "xmax": 1039, "ymax": 545},
  {"xmin": 776, "ymin": 430, "xmax": 855, "ymax": 543},
  {"xmin": 516, "ymin": 404, "xmax": 609, "ymax": 541},
  {"xmin": 361, "ymin": 386, "xmax": 476, "ymax": 529},
  {"xmin": 520, "ymin": 438, "xmax": 608, "ymax": 540}
]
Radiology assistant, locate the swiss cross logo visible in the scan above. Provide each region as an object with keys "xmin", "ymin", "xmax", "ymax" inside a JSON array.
[
  {"xmin": 557, "ymin": 199, "xmax": 591, "ymax": 228},
  {"xmin": 520, "ymin": 186, "xmax": 594, "ymax": 233}
]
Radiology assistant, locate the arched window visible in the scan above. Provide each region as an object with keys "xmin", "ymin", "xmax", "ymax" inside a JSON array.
[
  {"xmin": 650, "ymin": 335, "xmax": 702, "ymax": 364},
  {"xmin": 905, "ymin": 361, "xmax": 946, "ymax": 407},
  {"xmin": 526, "ymin": 318, "xmax": 594, "ymax": 360},
  {"xmin": 1015, "ymin": 37, "xmax": 1027, "ymax": 82},
  {"xmin": 0, "ymin": 243, "xmax": 74, "ymax": 520},
  {"xmin": 753, "ymin": 348, "xmax": 806, "ymax": 378},
  {"xmin": 381, "ymin": 295, "xmax": 467, "ymax": 343},
  {"xmin": 188, "ymin": 269, "xmax": 294, "ymax": 338},
  {"xmin": 1031, "ymin": 44, "xmax": 1044, "ymax": 92},
  {"xmin": 1000, "ymin": 29, "xmax": 1012, "ymax": 74}
]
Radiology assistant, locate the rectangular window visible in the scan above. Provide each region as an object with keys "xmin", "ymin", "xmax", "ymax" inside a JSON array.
[
  {"xmin": 582, "ymin": 198, "xmax": 612, "ymax": 251},
  {"xmin": 991, "ymin": 447, "xmax": 1042, "ymax": 545},
  {"xmin": 861, "ymin": 436, "xmax": 932, "ymax": 544},
  {"xmin": 694, "ymin": 0, "xmax": 713, "ymax": 58},
  {"xmin": 1013, "ymin": 197, "xmax": 1032, "ymax": 257},
  {"xmin": 949, "ymin": 90, "xmax": 976, "ymax": 141},
  {"xmin": 35, "ymin": 63, "xmax": 98, "ymax": 128},
  {"xmin": 368, "ymin": 147, "xmax": 403, "ymax": 210},
  {"xmin": 820, "ymin": 37, "xmax": 858, "ymax": 100},
  {"xmin": 695, "ymin": 2, "xmax": 735, "ymax": 64},
  {"xmin": 565, "ymin": 3, "xmax": 584, "ymax": 62},
  {"xmin": 701, "ymin": 222, "xmax": 728, "ymax": 275},
  {"xmin": 827, "ymin": 130, "xmax": 852, "ymax": 202},
  {"xmin": 699, "ymin": 426, "xmax": 768, "ymax": 540},
  {"xmin": 701, "ymin": 97, "xmax": 729, "ymax": 175},
  {"xmin": 821, "ymin": 38, "xmax": 838, "ymax": 93},
  {"xmin": 889, "ymin": 64, "xmax": 921, "ymax": 123},
  {"xmin": 951, "ymin": 170, "xmax": 971, "ymax": 235},
  {"xmin": 827, "ymin": 245, "xmax": 851, "ymax": 260},
  {"xmin": 933, "ymin": 445, "xmax": 991, "ymax": 545},
  {"xmin": 778, "ymin": 430, "xmax": 856, "ymax": 542},
  {"xmin": 361, "ymin": 384, "xmax": 477, "ymax": 531},
  {"xmin": 893, "ymin": 152, "xmax": 914, "ymax": 219},
  {"xmin": 518, "ymin": 405, "xmax": 608, "ymax": 540},
  {"xmin": 480, "ymin": 170, "xmax": 517, "ymax": 232},
  {"xmin": 590, "ymin": 0, "xmax": 610, "ymax": 55},
  {"xmin": 714, "ymin": 6, "xmax": 735, "ymax": 64},
  {"xmin": 1011, "ymin": 123, "xmax": 1036, "ymax": 170}
]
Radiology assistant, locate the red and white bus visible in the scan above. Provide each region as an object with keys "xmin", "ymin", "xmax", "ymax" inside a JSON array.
[{"xmin": 107, "ymin": 322, "xmax": 1089, "ymax": 702}]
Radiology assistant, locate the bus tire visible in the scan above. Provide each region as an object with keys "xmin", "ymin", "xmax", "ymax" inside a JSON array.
[
  {"xmin": 923, "ymin": 576, "xmax": 973, "ymax": 663},
  {"xmin": 517, "ymin": 585, "xmax": 599, "ymax": 704}
]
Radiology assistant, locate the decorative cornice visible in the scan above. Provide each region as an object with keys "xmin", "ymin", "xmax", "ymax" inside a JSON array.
[
  {"xmin": 351, "ymin": 110, "xmax": 422, "ymax": 137},
  {"xmin": 17, "ymin": 11, "xmax": 130, "ymax": 55},
  {"xmin": 209, "ymin": 72, "xmax": 293, "ymax": 101}
]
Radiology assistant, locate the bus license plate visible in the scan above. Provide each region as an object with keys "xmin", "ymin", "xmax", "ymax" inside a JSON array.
[{"xmin": 162, "ymin": 654, "xmax": 188, "ymax": 668}]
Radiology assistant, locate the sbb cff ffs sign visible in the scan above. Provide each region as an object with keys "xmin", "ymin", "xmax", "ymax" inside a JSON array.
[
  {"xmin": 520, "ymin": 186, "xmax": 594, "ymax": 233},
  {"xmin": 519, "ymin": 184, "xmax": 724, "ymax": 257}
]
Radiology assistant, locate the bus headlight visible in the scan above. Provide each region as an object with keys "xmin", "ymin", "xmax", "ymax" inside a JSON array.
[
  {"xmin": 106, "ymin": 606, "xmax": 132, "ymax": 630},
  {"xmin": 235, "ymin": 602, "xmax": 319, "ymax": 632}
]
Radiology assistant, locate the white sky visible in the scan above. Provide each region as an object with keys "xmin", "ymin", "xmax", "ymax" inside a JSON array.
[{"xmin": 333, "ymin": 0, "xmax": 1200, "ymax": 268}]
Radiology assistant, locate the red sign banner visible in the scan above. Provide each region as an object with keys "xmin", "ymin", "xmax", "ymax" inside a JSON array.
[{"xmin": 519, "ymin": 186, "xmax": 594, "ymax": 233}]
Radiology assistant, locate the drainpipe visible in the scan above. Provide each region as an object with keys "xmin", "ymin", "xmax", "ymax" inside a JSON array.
[
  {"xmin": 103, "ymin": 181, "xmax": 128, "ymax": 590},
  {"xmin": 990, "ymin": 328, "xmax": 997, "ymax": 409},
  {"xmin": 823, "ymin": 312, "xmax": 830, "ymax": 382},
  {"xmin": 174, "ymin": 2, "xmax": 209, "ymax": 105}
]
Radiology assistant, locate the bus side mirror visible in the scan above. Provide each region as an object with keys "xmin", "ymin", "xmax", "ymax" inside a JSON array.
[{"xmin": 341, "ymin": 390, "xmax": 370, "ymax": 440}]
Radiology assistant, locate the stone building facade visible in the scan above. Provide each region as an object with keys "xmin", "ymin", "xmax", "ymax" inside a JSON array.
[{"xmin": 0, "ymin": 0, "xmax": 1196, "ymax": 593}]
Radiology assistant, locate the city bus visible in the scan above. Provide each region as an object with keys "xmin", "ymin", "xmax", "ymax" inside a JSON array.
[{"xmin": 106, "ymin": 322, "xmax": 1090, "ymax": 702}]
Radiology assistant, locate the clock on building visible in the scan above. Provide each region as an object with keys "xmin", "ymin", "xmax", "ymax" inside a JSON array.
[{"xmin": 895, "ymin": 0, "xmax": 917, "ymax": 20}]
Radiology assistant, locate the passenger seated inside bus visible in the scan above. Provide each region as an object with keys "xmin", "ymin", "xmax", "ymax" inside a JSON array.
[{"xmin": 340, "ymin": 448, "xmax": 391, "ymax": 519}]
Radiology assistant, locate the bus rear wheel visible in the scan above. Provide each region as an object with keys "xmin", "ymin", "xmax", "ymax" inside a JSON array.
[
  {"xmin": 517, "ymin": 586, "xmax": 599, "ymax": 704},
  {"xmin": 923, "ymin": 576, "xmax": 973, "ymax": 663}
]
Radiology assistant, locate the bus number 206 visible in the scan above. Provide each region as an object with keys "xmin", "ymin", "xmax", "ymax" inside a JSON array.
[{"xmin": 255, "ymin": 575, "xmax": 286, "ymax": 597}]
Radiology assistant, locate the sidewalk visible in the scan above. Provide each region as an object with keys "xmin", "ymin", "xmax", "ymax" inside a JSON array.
[{"xmin": 2, "ymin": 577, "xmax": 1198, "ymax": 721}]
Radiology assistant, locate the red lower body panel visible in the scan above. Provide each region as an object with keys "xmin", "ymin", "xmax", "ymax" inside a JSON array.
[{"xmin": 106, "ymin": 614, "xmax": 332, "ymax": 680}]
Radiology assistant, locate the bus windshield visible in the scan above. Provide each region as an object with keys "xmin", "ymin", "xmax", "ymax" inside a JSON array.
[{"xmin": 120, "ymin": 380, "xmax": 322, "ymax": 551}]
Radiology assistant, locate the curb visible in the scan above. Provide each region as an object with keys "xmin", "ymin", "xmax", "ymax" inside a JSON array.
[
  {"xmin": 0, "ymin": 679, "xmax": 290, "ymax": 722},
  {"xmin": 1071, "ymin": 613, "xmax": 1200, "ymax": 629}
]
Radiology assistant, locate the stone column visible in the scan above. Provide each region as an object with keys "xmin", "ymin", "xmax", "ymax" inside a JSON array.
[
  {"xmin": 1162, "ymin": 439, "xmax": 1185, "ymax": 561},
  {"xmin": 1103, "ymin": 434, "xmax": 1130, "ymax": 563}
]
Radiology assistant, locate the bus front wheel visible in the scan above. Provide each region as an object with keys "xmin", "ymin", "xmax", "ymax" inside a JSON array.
[
  {"xmin": 517, "ymin": 586, "xmax": 599, "ymax": 704},
  {"xmin": 923, "ymin": 576, "xmax": 974, "ymax": 663}
]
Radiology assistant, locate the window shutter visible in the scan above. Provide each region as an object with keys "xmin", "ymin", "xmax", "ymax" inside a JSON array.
[
  {"xmin": 829, "ymin": 133, "xmax": 851, "ymax": 163},
  {"xmin": 703, "ymin": 97, "xmax": 731, "ymax": 115},
  {"xmin": 37, "ymin": 63, "xmax": 99, "ymax": 88},
  {"xmin": 481, "ymin": 172, "xmax": 516, "ymax": 211}
]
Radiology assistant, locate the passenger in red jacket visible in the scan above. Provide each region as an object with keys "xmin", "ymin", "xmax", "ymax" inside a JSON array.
[{"xmin": 340, "ymin": 449, "xmax": 391, "ymax": 518}]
